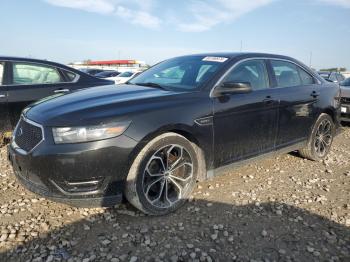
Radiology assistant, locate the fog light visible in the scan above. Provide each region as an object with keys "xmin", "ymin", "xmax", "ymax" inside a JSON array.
[{"xmin": 50, "ymin": 177, "xmax": 105, "ymax": 194}]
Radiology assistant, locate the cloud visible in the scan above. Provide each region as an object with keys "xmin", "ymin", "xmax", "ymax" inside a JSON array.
[
  {"xmin": 115, "ymin": 6, "xmax": 161, "ymax": 29},
  {"xmin": 317, "ymin": 0, "xmax": 350, "ymax": 8},
  {"xmin": 43, "ymin": 0, "xmax": 350, "ymax": 32},
  {"xmin": 43, "ymin": 0, "xmax": 161, "ymax": 29},
  {"xmin": 177, "ymin": 0, "xmax": 275, "ymax": 32},
  {"xmin": 44, "ymin": 0, "xmax": 114, "ymax": 14}
]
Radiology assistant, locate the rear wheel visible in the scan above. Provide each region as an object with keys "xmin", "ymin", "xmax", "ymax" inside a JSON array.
[
  {"xmin": 299, "ymin": 113, "xmax": 335, "ymax": 161},
  {"xmin": 125, "ymin": 133, "xmax": 199, "ymax": 215}
]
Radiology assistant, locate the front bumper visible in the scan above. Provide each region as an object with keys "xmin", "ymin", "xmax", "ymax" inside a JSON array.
[
  {"xmin": 340, "ymin": 103, "xmax": 350, "ymax": 122},
  {"xmin": 8, "ymin": 134, "xmax": 138, "ymax": 207}
]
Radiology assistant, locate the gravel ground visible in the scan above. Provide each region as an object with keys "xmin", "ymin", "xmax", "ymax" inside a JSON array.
[{"xmin": 0, "ymin": 127, "xmax": 349, "ymax": 262}]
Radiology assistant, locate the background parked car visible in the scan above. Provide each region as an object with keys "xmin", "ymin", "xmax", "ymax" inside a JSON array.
[
  {"xmin": 340, "ymin": 78, "xmax": 350, "ymax": 122},
  {"xmin": 0, "ymin": 57, "xmax": 114, "ymax": 141},
  {"xmin": 94, "ymin": 70, "xmax": 120, "ymax": 79},
  {"xmin": 318, "ymin": 71, "xmax": 345, "ymax": 83},
  {"xmin": 79, "ymin": 68, "xmax": 105, "ymax": 76},
  {"xmin": 109, "ymin": 71, "xmax": 141, "ymax": 84}
]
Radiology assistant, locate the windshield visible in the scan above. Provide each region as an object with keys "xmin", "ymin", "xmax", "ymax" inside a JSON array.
[
  {"xmin": 119, "ymin": 72, "xmax": 134, "ymax": 77},
  {"xmin": 129, "ymin": 56, "xmax": 229, "ymax": 91}
]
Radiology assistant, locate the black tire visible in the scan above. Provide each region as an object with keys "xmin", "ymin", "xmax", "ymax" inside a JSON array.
[
  {"xmin": 124, "ymin": 133, "xmax": 200, "ymax": 215},
  {"xmin": 299, "ymin": 113, "xmax": 335, "ymax": 161}
]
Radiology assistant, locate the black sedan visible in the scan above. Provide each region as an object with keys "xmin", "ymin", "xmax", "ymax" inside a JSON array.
[
  {"xmin": 95, "ymin": 70, "xmax": 120, "ymax": 78},
  {"xmin": 8, "ymin": 53, "xmax": 341, "ymax": 215},
  {"xmin": 79, "ymin": 68, "xmax": 105, "ymax": 76},
  {"xmin": 0, "ymin": 57, "xmax": 114, "ymax": 140}
]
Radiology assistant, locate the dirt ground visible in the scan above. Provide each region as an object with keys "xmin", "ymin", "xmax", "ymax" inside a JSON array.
[{"xmin": 0, "ymin": 127, "xmax": 349, "ymax": 262}]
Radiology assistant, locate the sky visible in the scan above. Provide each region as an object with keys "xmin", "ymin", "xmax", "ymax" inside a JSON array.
[{"xmin": 0, "ymin": 0, "xmax": 349, "ymax": 69}]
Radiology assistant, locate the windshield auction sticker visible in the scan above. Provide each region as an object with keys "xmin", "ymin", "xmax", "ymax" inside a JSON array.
[{"xmin": 202, "ymin": 56, "xmax": 228, "ymax": 63}]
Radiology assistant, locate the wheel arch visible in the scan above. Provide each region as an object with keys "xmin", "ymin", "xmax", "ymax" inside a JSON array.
[
  {"xmin": 322, "ymin": 107, "xmax": 336, "ymax": 123},
  {"xmin": 127, "ymin": 124, "xmax": 208, "ymax": 182}
]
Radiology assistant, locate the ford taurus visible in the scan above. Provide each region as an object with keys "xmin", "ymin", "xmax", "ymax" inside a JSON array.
[{"xmin": 8, "ymin": 53, "xmax": 341, "ymax": 215}]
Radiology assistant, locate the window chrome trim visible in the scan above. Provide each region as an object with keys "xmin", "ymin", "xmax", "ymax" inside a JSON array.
[
  {"xmin": 11, "ymin": 116, "xmax": 45, "ymax": 155},
  {"xmin": 210, "ymin": 57, "xmax": 321, "ymax": 98},
  {"xmin": 2, "ymin": 59, "xmax": 80, "ymax": 86}
]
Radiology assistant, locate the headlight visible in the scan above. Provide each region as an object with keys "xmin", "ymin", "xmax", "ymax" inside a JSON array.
[{"xmin": 52, "ymin": 121, "xmax": 131, "ymax": 144}]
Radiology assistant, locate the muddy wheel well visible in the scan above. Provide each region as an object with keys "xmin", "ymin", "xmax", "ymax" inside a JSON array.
[
  {"xmin": 169, "ymin": 129, "xmax": 207, "ymax": 182},
  {"xmin": 169, "ymin": 129, "xmax": 200, "ymax": 148},
  {"xmin": 322, "ymin": 108, "xmax": 335, "ymax": 122}
]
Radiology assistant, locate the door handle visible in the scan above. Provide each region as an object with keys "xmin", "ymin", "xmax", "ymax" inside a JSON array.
[
  {"xmin": 263, "ymin": 96, "xmax": 274, "ymax": 105},
  {"xmin": 54, "ymin": 89, "xmax": 70, "ymax": 93},
  {"xmin": 311, "ymin": 91, "xmax": 320, "ymax": 98},
  {"xmin": 0, "ymin": 94, "xmax": 6, "ymax": 98}
]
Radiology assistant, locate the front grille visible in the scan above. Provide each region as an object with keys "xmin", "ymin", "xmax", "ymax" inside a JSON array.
[
  {"xmin": 14, "ymin": 118, "xmax": 43, "ymax": 153},
  {"xmin": 341, "ymin": 97, "xmax": 350, "ymax": 104}
]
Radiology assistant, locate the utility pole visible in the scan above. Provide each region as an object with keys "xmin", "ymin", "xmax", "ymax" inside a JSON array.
[{"xmin": 309, "ymin": 51, "xmax": 312, "ymax": 68}]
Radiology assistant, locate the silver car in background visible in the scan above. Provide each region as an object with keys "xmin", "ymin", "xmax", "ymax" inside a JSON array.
[{"xmin": 340, "ymin": 78, "xmax": 350, "ymax": 122}]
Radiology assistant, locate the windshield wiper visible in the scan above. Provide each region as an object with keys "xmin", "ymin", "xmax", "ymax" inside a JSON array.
[{"xmin": 133, "ymin": 82, "xmax": 167, "ymax": 90}]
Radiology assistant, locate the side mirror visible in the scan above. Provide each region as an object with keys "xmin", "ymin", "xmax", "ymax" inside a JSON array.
[{"xmin": 212, "ymin": 81, "xmax": 252, "ymax": 97}]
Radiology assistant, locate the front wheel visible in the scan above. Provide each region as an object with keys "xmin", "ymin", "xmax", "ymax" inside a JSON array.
[
  {"xmin": 125, "ymin": 133, "xmax": 199, "ymax": 215},
  {"xmin": 299, "ymin": 113, "xmax": 335, "ymax": 161}
]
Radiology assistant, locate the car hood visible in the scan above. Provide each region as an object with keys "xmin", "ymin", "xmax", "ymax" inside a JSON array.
[{"xmin": 25, "ymin": 84, "xmax": 182, "ymax": 126}]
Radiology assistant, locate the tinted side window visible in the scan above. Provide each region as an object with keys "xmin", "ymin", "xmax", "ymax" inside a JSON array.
[
  {"xmin": 298, "ymin": 67, "xmax": 315, "ymax": 85},
  {"xmin": 271, "ymin": 60, "xmax": 301, "ymax": 88},
  {"xmin": 62, "ymin": 69, "xmax": 77, "ymax": 82},
  {"xmin": 224, "ymin": 59, "xmax": 269, "ymax": 90},
  {"xmin": 0, "ymin": 63, "xmax": 4, "ymax": 85},
  {"xmin": 12, "ymin": 63, "xmax": 62, "ymax": 85}
]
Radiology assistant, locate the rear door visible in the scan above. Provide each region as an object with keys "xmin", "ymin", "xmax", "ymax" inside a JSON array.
[
  {"xmin": 7, "ymin": 61, "xmax": 74, "ymax": 125},
  {"xmin": 269, "ymin": 59, "xmax": 320, "ymax": 148}
]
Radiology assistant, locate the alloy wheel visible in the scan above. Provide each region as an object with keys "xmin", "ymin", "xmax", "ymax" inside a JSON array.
[
  {"xmin": 142, "ymin": 144, "xmax": 194, "ymax": 209},
  {"xmin": 314, "ymin": 119, "xmax": 332, "ymax": 158}
]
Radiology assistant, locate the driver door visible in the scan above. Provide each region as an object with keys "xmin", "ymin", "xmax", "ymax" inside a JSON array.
[{"xmin": 212, "ymin": 59, "xmax": 279, "ymax": 167}]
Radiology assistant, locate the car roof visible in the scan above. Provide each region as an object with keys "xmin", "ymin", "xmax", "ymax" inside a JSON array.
[
  {"xmin": 0, "ymin": 56, "xmax": 79, "ymax": 72},
  {"xmin": 178, "ymin": 52, "xmax": 300, "ymax": 61}
]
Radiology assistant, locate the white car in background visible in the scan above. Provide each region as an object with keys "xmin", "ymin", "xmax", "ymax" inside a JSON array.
[{"xmin": 107, "ymin": 71, "xmax": 141, "ymax": 84}]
